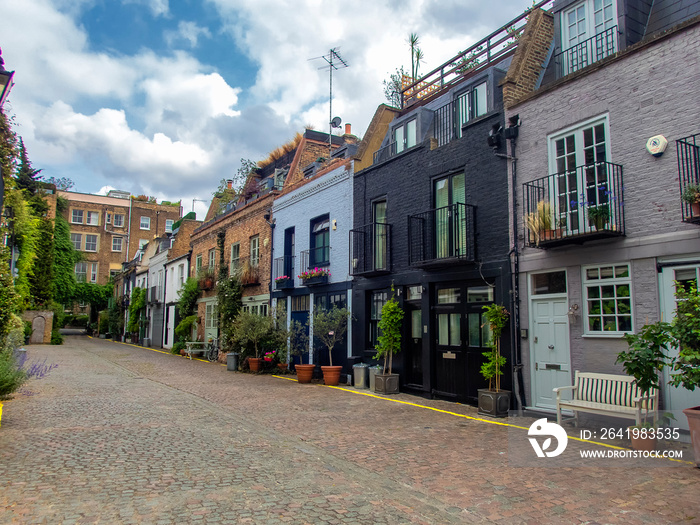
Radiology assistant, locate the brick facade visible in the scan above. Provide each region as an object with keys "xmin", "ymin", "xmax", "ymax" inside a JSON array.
[{"xmin": 128, "ymin": 200, "xmax": 182, "ymax": 259}]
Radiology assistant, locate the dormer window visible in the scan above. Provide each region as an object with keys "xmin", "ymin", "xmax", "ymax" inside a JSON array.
[
  {"xmin": 557, "ymin": 0, "xmax": 618, "ymax": 77},
  {"xmin": 456, "ymin": 81, "xmax": 488, "ymax": 136},
  {"xmin": 394, "ymin": 119, "xmax": 417, "ymax": 154}
]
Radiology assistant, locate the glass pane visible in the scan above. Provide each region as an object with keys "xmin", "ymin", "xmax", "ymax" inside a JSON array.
[
  {"xmin": 451, "ymin": 173, "xmax": 465, "ymax": 204},
  {"xmin": 411, "ymin": 310, "xmax": 422, "ymax": 339},
  {"xmin": 601, "ymin": 285, "xmax": 614, "ymax": 298},
  {"xmin": 618, "ymin": 316, "xmax": 632, "ymax": 332},
  {"xmin": 481, "ymin": 316, "xmax": 492, "ymax": 346},
  {"xmin": 600, "ymin": 266, "xmax": 614, "ymax": 279},
  {"xmin": 437, "ymin": 288, "xmax": 460, "ymax": 304},
  {"xmin": 467, "ymin": 286, "xmax": 494, "ymax": 302},
  {"xmin": 532, "ymin": 272, "xmax": 567, "ymax": 294},
  {"xmin": 450, "ymin": 314, "xmax": 461, "ymax": 346},
  {"xmin": 468, "ymin": 313, "xmax": 481, "ymax": 347},
  {"xmin": 407, "ymin": 285, "xmax": 422, "ymax": 301},
  {"xmin": 588, "ymin": 300, "xmax": 601, "ymax": 315},
  {"xmin": 474, "ymin": 82, "xmax": 487, "ymax": 117},
  {"xmin": 394, "ymin": 126, "xmax": 404, "ymax": 153},
  {"xmin": 616, "ymin": 284, "xmax": 630, "ymax": 297},
  {"xmin": 438, "ymin": 314, "xmax": 449, "ymax": 345},
  {"xmin": 406, "ymin": 120, "xmax": 417, "ymax": 148},
  {"xmin": 435, "ymin": 178, "xmax": 449, "ymax": 208},
  {"xmin": 615, "ymin": 265, "xmax": 629, "ymax": 278}
]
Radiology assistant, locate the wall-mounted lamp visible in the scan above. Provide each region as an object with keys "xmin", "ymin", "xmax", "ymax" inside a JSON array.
[
  {"xmin": 487, "ymin": 123, "xmax": 503, "ymax": 150},
  {"xmin": 568, "ymin": 303, "xmax": 579, "ymax": 323},
  {"xmin": 332, "ymin": 219, "xmax": 337, "ymax": 230}
]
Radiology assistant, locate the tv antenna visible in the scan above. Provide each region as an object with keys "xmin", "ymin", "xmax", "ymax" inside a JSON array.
[{"xmin": 310, "ymin": 47, "xmax": 349, "ymax": 159}]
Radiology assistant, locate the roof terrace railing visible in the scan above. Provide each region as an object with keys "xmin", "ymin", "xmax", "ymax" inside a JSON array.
[{"xmin": 400, "ymin": 0, "xmax": 554, "ymax": 108}]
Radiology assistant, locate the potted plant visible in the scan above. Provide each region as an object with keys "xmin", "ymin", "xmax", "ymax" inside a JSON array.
[
  {"xmin": 230, "ymin": 310, "xmax": 274, "ymax": 372},
  {"xmin": 681, "ymin": 184, "xmax": 700, "ymax": 217},
  {"xmin": 298, "ymin": 267, "xmax": 330, "ymax": 286},
  {"xmin": 287, "ymin": 319, "xmax": 313, "ymax": 383},
  {"xmin": 312, "ymin": 305, "xmax": 350, "ymax": 386},
  {"xmin": 525, "ymin": 200, "xmax": 553, "ymax": 246},
  {"xmin": 373, "ymin": 288, "xmax": 404, "ymax": 394},
  {"xmin": 668, "ymin": 281, "xmax": 700, "ymax": 467},
  {"xmin": 588, "ymin": 203, "xmax": 611, "ymax": 231},
  {"xmin": 274, "ymin": 275, "xmax": 293, "ymax": 290},
  {"xmin": 617, "ymin": 322, "xmax": 671, "ymax": 451},
  {"xmin": 478, "ymin": 304, "xmax": 511, "ymax": 417}
]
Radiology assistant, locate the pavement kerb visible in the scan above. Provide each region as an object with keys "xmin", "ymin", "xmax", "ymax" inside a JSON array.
[{"xmin": 90, "ymin": 336, "xmax": 695, "ymax": 466}]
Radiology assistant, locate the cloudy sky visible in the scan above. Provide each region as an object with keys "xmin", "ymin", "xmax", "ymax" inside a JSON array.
[{"xmin": 1, "ymin": 0, "xmax": 534, "ymax": 219}]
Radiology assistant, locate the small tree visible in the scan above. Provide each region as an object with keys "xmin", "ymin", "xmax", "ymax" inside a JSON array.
[
  {"xmin": 128, "ymin": 287, "xmax": 146, "ymax": 334},
  {"xmin": 481, "ymin": 304, "xmax": 509, "ymax": 392},
  {"xmin": 312, "ymin": 306, "xmax": 350, "ymax": 367},
  {"xmin": 669, "ymin": 282, "xmax": 700, "ymax": 391},
  {"xmin": 375, "ymin": 290, "xmax": 404, "ymax": 375},
  {"xmin": 231, "ymin": 311, "xmax": 274, "ymax": 359},
  {"xmin": 382, "ymin": 66, "xmax": 407, "ymax": 108},
  {"xmin": 617, "ymin": 322, "xmax": 672, "ymax": 425}
]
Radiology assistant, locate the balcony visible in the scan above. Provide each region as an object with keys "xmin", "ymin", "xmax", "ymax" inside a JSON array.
[
  {"xmin": 523, "ymin": 161, "xmax": 624, "ymax": 248},
  {"xmin": 273, "ymin": 255, "xmax": 295, "ymax": 290},
  {"xmin": 553, "ymin": 26, "xmax": 618, "ymax": 79},
  {"xmin": 678, "ymin": 133, "xmax": 700, "ymax": 224},
  {"xmin": 373, "ymin": 141, "xmax": 399, "ymax": 164},
  {"xmin": 408, "ymin": 203, "xmax": 476, "ymax": 267},
  {"xmin": 349, "ymin": 223, "xmax": 392, "ymax": 276},
  {"xmin": 299, "ymin": 247, "xmax": 330, "ymax": 286},
  {"xmin": 233, "ymin": 256, "xmax": 261, "ymax": 287}
]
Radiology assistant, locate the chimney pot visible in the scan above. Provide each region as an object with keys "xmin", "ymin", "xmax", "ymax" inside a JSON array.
[
  {"xmin": 226, "ymin": 179, "xmax": 233, "ymax": 189},
  {"xmin": 345, "ymin": 123, "xmax": 351, "ymax": 135}
]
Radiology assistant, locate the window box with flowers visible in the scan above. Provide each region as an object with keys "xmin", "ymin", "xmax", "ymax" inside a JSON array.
[
  {"xmin": 298, "ymin": 267, "xmax": 330, "ymax": 286},
  {"xmin": 275, "ymin": 275, "xmax": 294, "ymax": 290}
]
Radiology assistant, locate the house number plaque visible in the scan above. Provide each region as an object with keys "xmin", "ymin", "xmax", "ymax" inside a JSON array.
[{"xmin": 443, "ymin": 351, "xmax": 456, "ymax": 360}]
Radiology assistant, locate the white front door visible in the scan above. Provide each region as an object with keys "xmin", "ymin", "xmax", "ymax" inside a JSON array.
[
  {"xmin": 660, "ymin": 264, "xmax": 700, "ymax": 431},
  {"xmin": 531, "ymin": 297, "xmax": 571, "ymax": 409}
]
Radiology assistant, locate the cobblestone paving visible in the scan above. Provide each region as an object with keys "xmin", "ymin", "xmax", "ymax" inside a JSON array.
[{"xmin": 1, "ymin": 337, "xmax": 699, "ymax": 524}]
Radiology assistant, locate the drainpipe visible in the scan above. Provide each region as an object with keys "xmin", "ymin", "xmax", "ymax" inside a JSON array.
[
  {"xmin": 264, "ymin": 211, "xmax": 275, "ymax": 310},
  {"xmin": 508, "ymin": 131, "xmax": 525, "ymax": 416},
  {"xmin": 126, "ymin": 198, "xmax": 133, "ymax": 261}
]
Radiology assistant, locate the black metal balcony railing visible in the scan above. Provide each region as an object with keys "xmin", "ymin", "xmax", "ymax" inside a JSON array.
[
  {"xmin": 300, "ymin": 246, "xmax": 330, "ymax": 272},
  {"xmin": 273, "ymin": 255, "xmax": 295, "ymax": 289},
  {"xmin": 149, "ymin": 285, "xmax": 163, "ymax": 304},
  {"xmin": 553, "ymin": 26, "xmax": 618, "ymax": 79},
  {"xmin": 373, "ymin": 141, "xmax": 398, "ymax": 164},
  {"xmin": 523, "ymin": 161, "xmax": 624, "ymax": 248},
  {"xmin": 349, "ymin": 223, "xmax": 392, "ymax": 276},
  {"xmin": 408, "ymin": 203, "xmax": 476, "ymax": 266},
  {"xmin": 677, "ymin": 133, "xmax": 700, "ymax": 224}
]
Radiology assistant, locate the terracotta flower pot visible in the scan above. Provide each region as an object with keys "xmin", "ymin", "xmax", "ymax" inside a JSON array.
[
  {"xmin": 321, "ymin": 365, "xmax": 342, "ymax": 386},
  {"xmin": 277, "ymin": 363, "xmax": 288, "ymax": 371},
  {"xmin": 683, "ymin": 406, "xmax": 700, "ymax": 467},
  {"xmin": 630, "ymin": 430, "xmax": 657, "ymax": 452},
  {"xmin": 249, "ymin": 357, "xmax": 262, "ymax": 372},
  {"xmin": 295, "ymin": 364, "xmax": 315, "ymax": 384}
]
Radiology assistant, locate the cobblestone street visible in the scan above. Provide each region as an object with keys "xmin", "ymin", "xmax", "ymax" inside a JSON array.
[{"xmin": 1, "ymin": 336, "xmax": 698, "ymax": 524}]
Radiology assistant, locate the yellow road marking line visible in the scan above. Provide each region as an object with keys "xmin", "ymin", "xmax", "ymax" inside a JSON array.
[{"xmin": 271, "ymin": 377, "xmax": 693, "ymax": 465}]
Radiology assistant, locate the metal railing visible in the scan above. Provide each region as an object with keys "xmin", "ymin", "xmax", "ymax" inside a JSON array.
[
  {"xmin": 300, "ymin": 246, "xmax": 330, "ymax": 271},
  {"xmin": 400, "ymin": 0, "xmax": 554, "ymax": 108},
  {"xmin": 273, "ymin": 255, "xmax": 295, "ymax": 288},
  {"xmin": 523, "ymin": 161, "xmax": 624, "ymax": 247},
  {"xmin": 408, "ymin": 203, "xmax": 476, "ymax": 265},
  {"xmin": 553, "ymin": 26, "xmax": 618, "ymax": 79},
  {"xmin": 373, "ymin": 141, "xmax": 398, "ymax": 164},
  {"xmin": 349, "ymin": 223, "xmax": 392, "ymax": 275},
  {"xmin": 677, "ymin": 133, "xmax": 700, "ymax": 223}
]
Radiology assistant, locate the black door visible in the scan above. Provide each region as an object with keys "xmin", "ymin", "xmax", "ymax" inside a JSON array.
[
  {"xmin": 404, "ymin": 286, "xmax": 424, "ymax": 386},
  {"xmin": 432, "ymin": 283, "xmax": 495, "ymax": 404}
]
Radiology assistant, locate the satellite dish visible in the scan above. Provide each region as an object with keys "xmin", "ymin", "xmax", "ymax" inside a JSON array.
[{"xmin": 330, "ymin": 116, "xmax": 342, "ymax": 128}]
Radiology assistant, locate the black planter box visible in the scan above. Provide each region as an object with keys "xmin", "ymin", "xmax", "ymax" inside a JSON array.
[
  {"xmin": 477, "ymin": 389, "xmax": 511, "ymax": 418},
  {"xmin": 302, "ymin": 275, "xmax": 328, "ymax": 286},
  {"xmin": 275, "ymin": 279, "xmax": 294, "ymax": 290},
  {"xmin": 374, "ymin": 373, "xmax": 399, "ymax": 394}
]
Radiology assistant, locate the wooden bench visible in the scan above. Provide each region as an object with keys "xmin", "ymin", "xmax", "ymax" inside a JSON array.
[
  {"xmin": 554, "ymin": 371, "xmax": 658, "ymax": 426},
  {"xmin": 184, "ymin": 341, "xmax": 207, "ymax": 360}
]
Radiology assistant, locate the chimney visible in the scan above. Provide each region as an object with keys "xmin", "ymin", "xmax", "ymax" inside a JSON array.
[
  {"xmin": 344, "ymin": 123, "xmax": 352, "ymax": 135},
  {"xmin": 226, "ymin": 179, "xmax": 233, "ymax": 189}
]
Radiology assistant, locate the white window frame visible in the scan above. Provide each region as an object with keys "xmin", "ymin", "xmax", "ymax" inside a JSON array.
[
  {"xmin": 106, "ymin": 213, "xmax": 112, "ymax": 224},
  {"xmin": 560, "ymin": 0, "xmax": 618, "ymax": 74},
  {"xmin": 85, "ymin": 234, "xmax": 98, "ymax": 252},
  {"xmin": 393, "ymin": 118, "xmax": 417, "ymax": 154},
  {"xmin": 250, "ymin": 236, "xmax": 260, "ymax": 267},
  {"xmin": 90, "ymin": 263, "xmax": 98, "ymax": 283},
  {"xmin": 547, "ymin": 114, "xmax": 614, "ymax": 234},
  {"xmin": 230, "ymin": 242, "xmax": 240, "ymax": 274},
  {"xmin": 165, "ymin": 219, "xmax": 174, "ymax": 233},
  {"xmin": 86, "ymin": 211, "xmax": 99, "ymax": 226},
  {"xmin": 582, "ymin": 262, "xmax": 633, "ymax": 336},
  {"xmin": 71, "ymin": 209, "xmax": 84, "ymax": 224},
  {"xmin": 113, "ymin": 214, "xmax": 124, "ymax": 227},
  {"xmin": 196, "ymin": 254, "xmax": 202, "ymax": 274},
  {"xmin": 75, "ymin": 262, "xmax": 87, "ymax": 282},
  {"xmin": 112, "ymin": 236, "xmax": 123, "ymax": 252},
  {"xmin": 178, "ymin": 264, "xmax": 184, "ymax": 286},
  {"xmin": 208, "ymin": 248, "xmax": 216, "ymax": 269},
  {"xmin": 140, "ymin": 216, "xmax": 151, "ymax": 230},
  {"xmin": 70, "ymin": 233, "xmax": 82, "ymax": 250}
]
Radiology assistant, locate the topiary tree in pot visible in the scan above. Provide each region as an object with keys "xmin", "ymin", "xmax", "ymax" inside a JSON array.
[
  {"xmin": 373, "ymin": 288, "xmax": 404, "ymax": 394},
  {"xmin": 312, "ymin": 305, "xmax": 350, "ymax": 386},
  {"xmin": 230, "ymin": 310, "xmax": 274, "ymax": 372},
  {"xmin": 478, "ymin": 303, "xmax": 510, "ymax": 417}
]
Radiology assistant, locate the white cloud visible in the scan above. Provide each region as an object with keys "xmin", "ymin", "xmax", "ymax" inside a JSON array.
[
  {"xmin": 165, "ymin": 21, "xmax": 212, "ymax": 48},
  {"xmin": 123, "ymin": 0, "xmax": 170, "ymax": 18}
]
